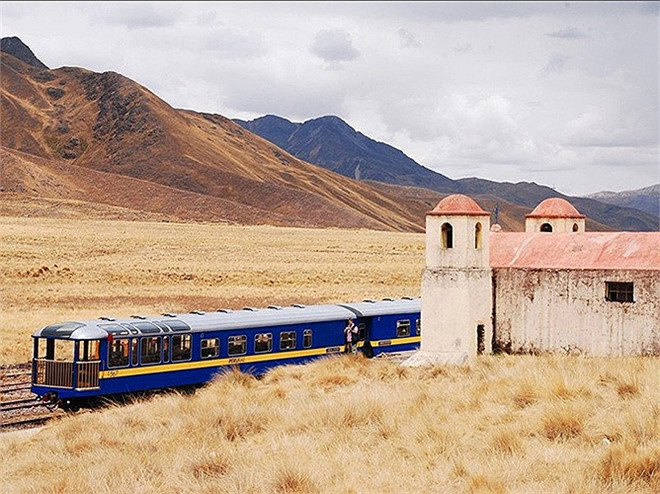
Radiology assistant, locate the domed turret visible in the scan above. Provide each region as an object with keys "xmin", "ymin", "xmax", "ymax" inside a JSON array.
[
  {"xmin": 425, "ymin": 194, "xmax": 490, "ymax": 269},
  {"xmin": 525, "ymin": 198, "xmax": 586, "ymax": 233}
]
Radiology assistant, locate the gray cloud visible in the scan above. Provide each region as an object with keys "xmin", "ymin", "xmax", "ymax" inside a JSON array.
[
  {"xmin": 91, "ymin": 3, "xmax": 181, "ymax": 29},
  {"xmin": 310, "ymin": 29, "xmax": 360, "ymax": 63},
  {"xmin": 542, "ymin": 53, "xmax": 571, "ymax": 74},
  {"xmin": 397, "ymin": 28, "xmax": 421, "ymax": 48},
  {"xmin": 545, "ymin": 26, "xmax": 589, "ymax": 39}
]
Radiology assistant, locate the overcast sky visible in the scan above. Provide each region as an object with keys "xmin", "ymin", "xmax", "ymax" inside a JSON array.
[{"xmin": 2, "ymin": 1, "xmax": 658, "ymax": 196}]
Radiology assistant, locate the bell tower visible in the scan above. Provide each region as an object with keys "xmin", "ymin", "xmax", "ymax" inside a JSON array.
[
  {"xmin": 415, "ymin": 194, "xmax": 493, "ymax": 364},
  {"xmin": 525, "ymin": 197, "xmax": 586, "ymax": 233}
]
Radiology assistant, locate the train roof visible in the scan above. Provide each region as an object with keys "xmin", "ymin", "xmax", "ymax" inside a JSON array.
[
  {"xmin": 32, "ymin": 297, "xmax": 421, "ymax": 340},
  {"xmin": 340, "ymin": 297, "xmax": 419, "ymax": 317}
]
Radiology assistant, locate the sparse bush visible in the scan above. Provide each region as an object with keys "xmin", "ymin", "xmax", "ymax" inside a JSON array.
[
  {"xmin": 597, "ymin": 442, "xmax": 660, "ymax": 490},
  {"xmin": 541, "ymin": 403, "xmax": 586, "ymax": 441}
]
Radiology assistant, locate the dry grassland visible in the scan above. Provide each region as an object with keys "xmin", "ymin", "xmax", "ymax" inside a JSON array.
[
  {"xmin": 2, "ymin": 215, "xmax": 658, "ymax": 493},
  {"xmin": 2, "ymin": 354, "xmax": 659, "ymax": 493},
  {"xmin": 1, "ymin": 215, "xmax": 424, "ymax": 365}
]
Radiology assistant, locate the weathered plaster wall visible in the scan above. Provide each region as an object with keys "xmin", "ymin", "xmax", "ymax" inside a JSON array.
[
  {"xmin": 421, "ymin": 267, "xmax": 493, "ymax": 359},
  {"xmin": 494, "ymin": 268, "xmax": 660, "ymax": 356}
]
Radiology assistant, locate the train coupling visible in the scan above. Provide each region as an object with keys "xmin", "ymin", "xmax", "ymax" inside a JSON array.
[{"xmin": 41, "ymin": 391, "xmax": 60, "ymax": 410}]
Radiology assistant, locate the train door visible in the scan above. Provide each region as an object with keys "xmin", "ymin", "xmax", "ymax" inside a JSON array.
[{"xmin": 356, "ymin": 318, "xmax": 375, "ymax": 358}]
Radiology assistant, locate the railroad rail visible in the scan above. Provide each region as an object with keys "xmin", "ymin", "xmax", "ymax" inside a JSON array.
[
  {"xmin": 0, "ymin": 364, "xmax": 56, "ymax": 432},
  {"xmin": 1, "ymin": 413, "xmax": 53, "ymax": 431}
]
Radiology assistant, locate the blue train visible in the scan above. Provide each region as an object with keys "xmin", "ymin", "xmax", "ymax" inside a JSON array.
[{"xmin": 31, "ymin": 297, "xmax": 421, "ymax": 409}]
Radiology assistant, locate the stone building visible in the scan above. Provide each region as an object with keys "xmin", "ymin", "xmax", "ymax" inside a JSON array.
[{"xmin": 405, "ymin": 194, "xmax": 660, "ymax": 366}]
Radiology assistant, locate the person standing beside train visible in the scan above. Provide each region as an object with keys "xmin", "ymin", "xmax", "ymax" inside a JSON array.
[{"xmin": 344, "ymin": 318, "xmax": 359, "ymax": 353}]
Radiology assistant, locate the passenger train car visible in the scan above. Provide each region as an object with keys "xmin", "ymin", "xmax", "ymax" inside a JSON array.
[{"xmin": 31, "ymin": 297, "xmax": 421, "ymax": 409}]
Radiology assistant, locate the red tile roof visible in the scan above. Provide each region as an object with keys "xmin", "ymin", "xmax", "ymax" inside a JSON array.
[
  {"xmin": 428, "ymin": 194, "xmax": 489, "ymax": 216},
  {"xmin": 526, "ymin": 198, "xmax": 585, "ymax": 218},
  {"xmin": 490, "ymin": 232, "xmax": 660, "ymax": 270}
]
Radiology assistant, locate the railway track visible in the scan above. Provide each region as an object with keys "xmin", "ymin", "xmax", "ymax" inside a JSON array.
[{"xmin": 0, "ymin": 364, "xmax": 56, "ymax": 432}]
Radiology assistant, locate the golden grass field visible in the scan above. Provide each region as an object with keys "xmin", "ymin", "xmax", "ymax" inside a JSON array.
[
  {"xmin": 1, "ymin": 214, "xmax": 658, "ymax": 493},
  {"xmin": 0, "ymin": 214, "xmax": 424, "ymax": 365},
  {"xmin": 2, "ymin": 354, "xmax": 659, "ymax": 493}
]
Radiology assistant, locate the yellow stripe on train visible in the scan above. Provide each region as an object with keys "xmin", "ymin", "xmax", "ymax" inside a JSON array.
[{"xmin": 98, "ymin": 337, "xmax": 420, "ymax": 379}]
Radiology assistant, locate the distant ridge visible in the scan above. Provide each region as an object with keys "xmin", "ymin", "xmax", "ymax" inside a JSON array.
[
  {"xmin": 585, "ymin": 184, "xmax": 660, "ymax": 220},
  {"xmin": 235, "ymin": 115, "xmax": 659, "ymax": 232},
  {"xmin": 234, "ymin": 114, "xmax": 458, "ymax": 193},
  {"xmin": 0, "ymin": 36, "xmax": 48, "ymax": 69}
]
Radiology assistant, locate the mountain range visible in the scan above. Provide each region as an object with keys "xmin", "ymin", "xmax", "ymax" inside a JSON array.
[
  {"xmin": 235, "ymin": 115, "xmax": 659, "ymax": 232},
  {"xmin": 584, "ymin": 184, "xmax": 659, "ymax": 219},
  {"xmin": 1, "ymin": 36, "xmax": 657, "ymax": 233}
]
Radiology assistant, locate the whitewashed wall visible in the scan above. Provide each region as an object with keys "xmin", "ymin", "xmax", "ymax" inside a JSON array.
[
  {"xmin": 493, "ymin": 268, "xmax": 660, "ymax": 356},
  {"xmin": 421, "ymin": 268, "xmax": 493, "ymax": 359}
]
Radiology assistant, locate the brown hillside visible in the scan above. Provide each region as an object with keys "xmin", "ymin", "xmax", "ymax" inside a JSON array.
[{"xmin": 0, "ymin": 51, "xmax": 426, "ymax": 231}]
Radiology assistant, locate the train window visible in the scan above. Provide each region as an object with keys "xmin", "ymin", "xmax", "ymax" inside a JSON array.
[
  {"xmin": 163, "ymin": 336, "xmax": 170, "ymax": 363},
  {"xmin": 163, "ymin": 320, "xmax": 191, "ymax": 332},
  {"xmin": 416, "ymin": 319, "xmax": 421, "ymax": 336},
  {"xmin": 228, "ymin": 335, "xmax": 247, "ymax": 356},
  {"xmin": 255, "ymin": 333, "xmax": 272, "ymax": 353},
  {"xmin": 303, "ymin": 329, "xmax": 312, "ymax": 348},
  {"xmin": 121, "ymin": 323, "xmax": 140, "ymax": 335},
  {"xmin": 153, "ymin": 321, "xmax": 171, "ymax": 332},
  {"xmin": 36, "ymin": 339, "xmax": 74, "ymax": 361},
  {"xmin": 77, "ymin": 340, "xmax": 100, "ymax": 361},
  {"xmin": 396, "ymin": 319, "xmax": 411, "ymax": 337},
  {"xmin": 132, "ymin": 321, "xmax": 161, "ymax": 334},
  {"xmin": 280, "ymin": 331, "xmax": 296, "ymax": 350},
  {"xmin": 99, "ymin": 323, "xmax": 130, "ymax": 336},
  {"xmin": 172, "ymin": 334, "xmax": 191, "ymax": 361},
  {"xmin": 141, "ymin": 336, "xmax": 162, "ymax": 365},
  {"xmin": 131, "ymin": 338, "xmax": 138, "ymax": 366},
  {"xmin": 108, "ymin": 339, "xmax": 130, "ymax": 368},
  {"xmin": 201, "ymin": 338, "xmax": 220, "ymax": 359}
]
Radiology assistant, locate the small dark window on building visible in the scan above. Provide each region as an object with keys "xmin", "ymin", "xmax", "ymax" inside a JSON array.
[
  {"xmin": 477, "ymin": 325, "xmax": 485, "ymax": 355},
  {"xmin": 540, "ymin": 223, "xmax": 553, "ymax": 232},
  {"xmin": 475, "ymin": 222, "xmax": 482, "ymax": 248},
  {"xmin": 606, "ymin": 282, "xmax": 634, "ymax": 303},
  {"xmin": 572, "ymin": 223, "xmax": 579, "ymax": 232},
  {"xmin": 441, "ymin": 222, "xmax": 453, "ymax": 249}
]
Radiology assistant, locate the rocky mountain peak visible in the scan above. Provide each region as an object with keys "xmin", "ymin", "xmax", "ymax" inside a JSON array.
[{"xmin": 0, "ymin": 36, "xmax": 49, "ymax": 69}]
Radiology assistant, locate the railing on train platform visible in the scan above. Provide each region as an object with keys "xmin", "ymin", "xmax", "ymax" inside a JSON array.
[{"xmin": 34, "ymin": 359, "xmax": 100, "ymax": 389}]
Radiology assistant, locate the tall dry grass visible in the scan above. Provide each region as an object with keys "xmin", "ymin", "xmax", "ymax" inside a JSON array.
[
  {"xmin": 1, "ymin": 354, "xmax": 658, "ymax": 493},
  {"xmin": 0, "ymin": 215, "xmax": 424, "ymax": 364},
  {"xmin": 2, "ymin": 215, "xmax": 658, "ymax": 492}
]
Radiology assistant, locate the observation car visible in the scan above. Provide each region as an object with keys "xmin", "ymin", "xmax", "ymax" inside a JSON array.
[{"xmin": 31, "ymin": 297, "xmax": 421, "ymax": 409}]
